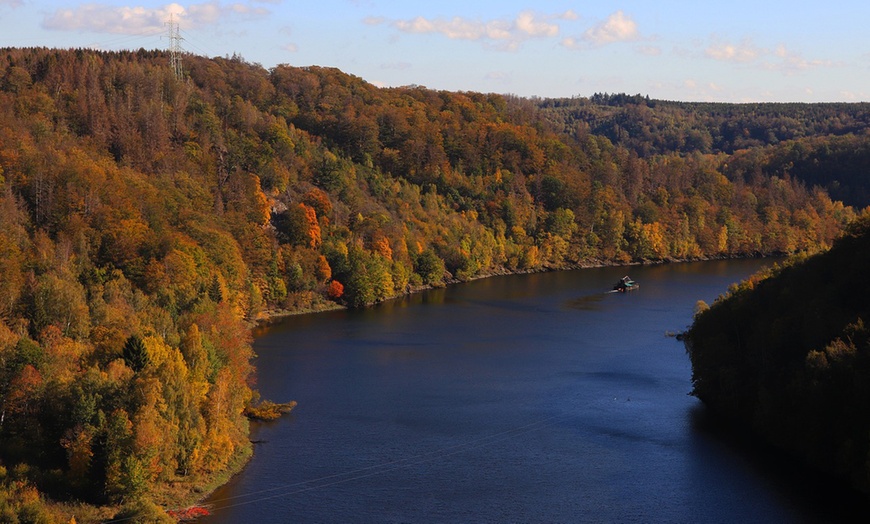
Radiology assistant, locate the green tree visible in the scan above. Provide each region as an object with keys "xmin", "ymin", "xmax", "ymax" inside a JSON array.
[
  {"xmin": 122, "ymin": 336, "xmax": 149, "ymax": 372},
  {"xmin": 342, "ymin": 248, "xmax": 375, "ymax": 308},
  {"xmin": 208, "ymin": 274, "xmax": 224, "ymax": 303},
  {"xmin": 547, "ymin": 208, "xmax": 577, "ymax": 239},
  {"xmin": 414, "ymin": 249, "xmax": 445, "ymax": 286}
]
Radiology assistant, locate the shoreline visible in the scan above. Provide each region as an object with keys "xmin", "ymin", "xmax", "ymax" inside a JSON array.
[
  {"xmin": 195, "ymin": 253, "xmax": 780, "ymax": 517},
  {"xmin": 250, "ymin": 252, "xmax": 777, "ymax": 328}
]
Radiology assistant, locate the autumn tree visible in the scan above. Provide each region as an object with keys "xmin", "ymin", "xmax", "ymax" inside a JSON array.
[{"xmin": 0, "ymin": 47, "xmax": 862, "ymax": 519}]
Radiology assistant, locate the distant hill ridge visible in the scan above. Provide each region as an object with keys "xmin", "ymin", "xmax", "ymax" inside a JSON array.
[
  {"xmin": 539, "ymin": 92, "xmax": 870, "ymax": 155},
  {"xmin": 535, "ymin": 93, "xmax": 870, "ymax": 207}
]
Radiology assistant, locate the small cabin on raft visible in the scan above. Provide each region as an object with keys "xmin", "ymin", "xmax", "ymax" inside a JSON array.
[{"xmin": 613, "ymin": 276, "xmax": 638, "ymax": 292}]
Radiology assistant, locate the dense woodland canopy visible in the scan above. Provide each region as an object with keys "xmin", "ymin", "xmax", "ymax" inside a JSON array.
[
  {"xmin": 0, "ymin": 47, "xmax": 866, "ymax": 521},
  {"xmin": 536, "ymin": 94, "xmax": 870, "ymax": 208},
  {"xmin": 686, "ymin": 211, "xmax": 870, "ymax": 494}
]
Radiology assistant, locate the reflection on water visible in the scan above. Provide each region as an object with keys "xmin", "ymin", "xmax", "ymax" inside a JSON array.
[
  {"xmin": 201, "ymin": 259, "xmax": 865, "ymax": 523},
  {"xmin": 564, "ymin": 292, "xmax": 608, "ymax": 311}
]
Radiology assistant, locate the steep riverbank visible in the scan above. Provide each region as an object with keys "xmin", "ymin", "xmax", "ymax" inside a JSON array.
[
  {"xmin": 198, "ymin": 258, "xmax": 859, "ymax": 523},
  {"xmin": 686, "ymin": 214, "xmax": 870, "ymax": 495}
]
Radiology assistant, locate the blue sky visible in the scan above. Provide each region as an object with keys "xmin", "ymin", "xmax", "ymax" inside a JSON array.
[{"xmin": 2, "ymin": 0, "xmax": 868, "ymax": 102}]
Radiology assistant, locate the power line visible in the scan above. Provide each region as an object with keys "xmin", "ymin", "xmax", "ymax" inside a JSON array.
[
  {"xmin": 165, "ymin": 14, "xmax": 183, "ymax": 81},
  {"xmin": 178, "ymin": 29, "xmax": 215, "ymax": 59}
]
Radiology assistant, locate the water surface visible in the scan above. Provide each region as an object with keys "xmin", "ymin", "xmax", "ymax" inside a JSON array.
[{"xmin": 201, "ymin": 260, "xmax": 863, "ymax": 523}]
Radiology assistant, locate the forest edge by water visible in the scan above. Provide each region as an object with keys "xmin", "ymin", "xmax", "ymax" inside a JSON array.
[
  {"xmin": 0, "ymin": 47, "xmax": 869, "ymax": 522},
  {"xmin": 686, "ymin": 211, "xmax": 870, "ymax": 498}
]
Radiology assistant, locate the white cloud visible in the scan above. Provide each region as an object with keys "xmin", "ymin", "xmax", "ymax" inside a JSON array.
[
  {"xmin": 393, "ymin": 16, "xmax": 506, "ymax": 40},
  {"xmin": 705, "ymin": 38, "xmax": 761, "ymax": 63},
  {"xmin": 515, "ymin": 11, "xmax": 558, "ymax": 38},
  {"xmin": 363, "ymin": 16, "xmax": 385, "ymax": 26},
  {"xmin": 43, "ymin": 1, "xmax": 270, "ymax": 34},
  {"xmin": 703, "ymin": 38, "xmax": 835, "ymax": 75},
  {"xmin": 767, "ymin": 44, "xmax": 835, "ymax": 73},
  {"xmin": 561, "ymin": 10, "xmax": 639, "ymax": 50},
  {"xmin": 282, "ymin": 43, "xmax": 298, "ymax": 52},
  {"xmin": 559, "ymin": 10, "xmax": 579, "ymax": 21},
  {"xmin": 0, "ymin": 0, "xmax": 24, "ymax": 8},
  {"xmin": 583, "ymin": 10, "xmax": 638, "ymax": 45},
  {"xmin": 390, "ymin": 10, "xmax": 565, "ymax": 50}
]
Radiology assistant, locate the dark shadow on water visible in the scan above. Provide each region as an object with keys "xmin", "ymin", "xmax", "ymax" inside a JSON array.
[
  {"xmin": 564, "ymin": 292, "xmax": 609, "ymax": 310},
  {"xmin": 689, "ymin": 405, "xmax": 870, "ymax": 523}
]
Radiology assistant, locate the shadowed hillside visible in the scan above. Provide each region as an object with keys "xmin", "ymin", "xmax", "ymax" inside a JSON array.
[{"xmin": 686, "ymin": 212, "xmax": 870, "ymax": 493}]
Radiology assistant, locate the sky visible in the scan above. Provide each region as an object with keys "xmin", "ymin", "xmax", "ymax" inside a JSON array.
[{"xmin": 1, "ymin": 0, "xmax": 869, "ymax": 103}]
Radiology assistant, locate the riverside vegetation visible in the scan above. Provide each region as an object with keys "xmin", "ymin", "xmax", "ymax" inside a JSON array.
[
  {"xmin": 686, "ymin": 211, "xmax": 870, "ymax": 495},
  {"xmin": 0, "ymin": 47, "xmax": 867, "ymax": 522}
]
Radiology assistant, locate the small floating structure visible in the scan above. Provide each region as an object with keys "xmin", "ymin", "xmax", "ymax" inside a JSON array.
[{"xmin": 613, "ymin": 276, "xmax": 638, "ymax": 292}]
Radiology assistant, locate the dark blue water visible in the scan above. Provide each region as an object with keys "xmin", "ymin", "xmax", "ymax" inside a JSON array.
[{"xmin": 201, "ymin": 260, "xmax": 864, "ymax": 523}]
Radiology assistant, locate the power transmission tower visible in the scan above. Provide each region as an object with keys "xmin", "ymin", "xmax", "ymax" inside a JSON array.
[{"xmin": 165, "ymin": 14, "xmax": 184, "ymax": 81}]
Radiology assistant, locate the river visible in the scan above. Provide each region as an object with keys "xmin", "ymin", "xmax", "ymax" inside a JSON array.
[{"xmin": 201, "ymin": 259, "xmax": 864, "ymax": 523}]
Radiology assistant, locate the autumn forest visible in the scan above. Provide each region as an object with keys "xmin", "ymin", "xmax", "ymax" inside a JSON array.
[{"xmin": 0, "ymin": 47, "xmax": 869, "ymax": 522}]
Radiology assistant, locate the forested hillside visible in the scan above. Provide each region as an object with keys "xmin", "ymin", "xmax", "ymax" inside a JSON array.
[
  {"xmin": 0, "ymin": 47, "xmax": 864, "ymax": 521},
  {"xmin": 538, "ymin": 93, "xmax": 870, "ymax": 156},
  {"xmin": 685, "ymin": 211, "xmax": 870, "ymax": 493},
  {"xmin": 538, "ymin": 95, "xmax": 870, "ymax": 207}
]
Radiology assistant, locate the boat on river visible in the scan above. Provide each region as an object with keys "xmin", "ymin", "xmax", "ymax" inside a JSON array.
[{"xmin": 613, "ymin": 276, "xmax": 638, "ymax": 292}]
